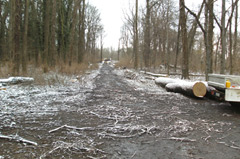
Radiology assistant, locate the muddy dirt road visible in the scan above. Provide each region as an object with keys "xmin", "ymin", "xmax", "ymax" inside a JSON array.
[{"xmin": 1, "ymin": 63, "xmax": 240, "ymax": 159}]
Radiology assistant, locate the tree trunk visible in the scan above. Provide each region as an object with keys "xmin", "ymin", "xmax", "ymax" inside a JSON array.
[
  {"xmin": 78, "ymin": 0, "xmax": 86, "ymax": 63},
  {"xmin": 220, "ymin": 0, "xmax": 226, "ymax": 74},
  {"xmin": 12, "ymin": 0, "xmax": 21, "ymax": 75},
  {"xmin": 49, "ymin": 0, "xmax": 57, "ymax": 67},
  {"xmin": 214, "ymin": 37, "xmax": 221, "ymax": 72},
  {"xmin": 143, "ymin": 0, "xmax": 151, "ymax": 69},
  {"xmin": 208, "ymin": 0, "xmax": 214, "ymax": 74},
  {"xmin": 134, "ymin": 0, "xmax": 139, "ymax": 69},
  {"xmin": 233, "ymin": 1, "xmax": 238, "ymax": 74},
  {"xmin": 229, "ymin": 14, "xmax": 233, "ymax": 74},
  {"xmin": 100, "ymin": 32, "xmax": 103, "ymax": 62},
  {"xmin": 179, "ymin": 0, "xmax": 189, "ymax": 79},
  {"xmin": 174, "ymin": 19, "xmax": 181, "ymax": 72},
  {"xmin": 22, "ymin": 0, "xmax": 29, "ymax": 74},
  {"xmin": 68, "ymin": 0, "xmax": 79, "ymax": 66},
  {"xmin": 155, "ymin": 77, "xmax": 182, "ymax": 87},
  {"xmin": 166, "ymin": 0, "xmax": 170, "ymax": 75},
  {"xmin": 0, "ymin": 1, "xmax": 3, "ymax": 61},
  {"xmin": 165, "ymin": 81, "xmax": 207, "ymax": 98},
  {"xmin": 204, "ymin": 0, "xmax": 210, "ymax": 81},
  {"xmin": 43, "ymin": 0, "xmax": 50, "ymax": 72},
  {"xmin": 9, "ymin": 0, "xmax": 15, "ymax": 61}
]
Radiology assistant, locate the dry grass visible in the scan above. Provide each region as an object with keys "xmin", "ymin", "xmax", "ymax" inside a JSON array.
[
  {"xmin": 0, "ymin": 61, "xmax": 99, "ymax": 85},
  {"xmin": 115, "ymin": 56, "xmax": 134, "ymax": 69}
]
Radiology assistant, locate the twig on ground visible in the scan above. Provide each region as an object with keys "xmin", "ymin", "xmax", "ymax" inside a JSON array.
[
  {"xmin": 164, "ymin": 137, "xmax": 196, "ymax": 142},
  {"xmin": 49, "ymin": 125, "xmax": 95, "ymax": 133},
  {"xmin": 98, "ymin": 132, "xmax": 138, "ymax": 138},
  {"xmin": 0, "ymin": 134, "xmax": 38, "ymax": 146},
  {"xmin": 131, "ymin": 151, "xmax": 137, "ymax": 158},
  {"xmin": 217, "ymin": 141, "xmax": 240, "ymax": 150}
]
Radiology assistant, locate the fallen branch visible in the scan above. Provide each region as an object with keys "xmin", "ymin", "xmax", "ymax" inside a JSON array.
[
  {"xmin": 140, "ymin": 71, "xmax": 168, "ymax": 77},
  {"xmin": 89, "ymin": 111, "xmax": 117, "ymax": 120},
  {"xmin": 0, "ymin": 134, "xmax": 38, "ymax": 146},
  {"xmin": 164, "ymin": 137, "xmax": 196, "ymax": 142},
  {"xmin": 98, "ymin": 132, "xmax": 138, "ymax": 138},
  {"xmin": 216, "ymin": 141, "xmax": 240, "ymax": 150},
  {"xmin": 49, "ymin": 125, "xmax": 95, "ymax": 133}
]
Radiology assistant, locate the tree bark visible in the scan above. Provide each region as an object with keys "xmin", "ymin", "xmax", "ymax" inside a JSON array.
[
  {"xmin": 220, "ymin": 0, "xmax": 226, "ymax": 74},
  {"xmin": 49, "ymin": 0, "xmax": 57, "ymax": 67},
  {"xmin": 78, "ymin": 0, "xmax": 86, "ymax": 63},
  {"xmin": 143, "ymin": 0, "xmax": 151, "ymax": 69},
  {"xmin": 165, "ymin": 81, "xmax": 207, "ymax": 98},
  {"xmin": 134, "ymin": 0, "xmax": 139, "ymax": 69},
  {"xmin": 166, "ymin": 0, "xmax": 170, "ymax": 75},
  {"xmin": 68, "ymin": 0, "xmax": 79, "ymax": 66},
  {"xmin": 174, "ymin": 18, "xmax": 181, "ymax": 72},
  {"xmin": 233, "ymin": 1, "xmax": 238, "ymax": 74},
  {"xmin": 12, "ymin": 0, "xmax": 21, "ymax": 75},
  {"xmin": 208, "ymin": 0, "xmax": 214, "ymax": 74},
  {"xmin": 22, "ymin": 0, "xmax": 29, "ymax": 74},
  {"xmin": 43, "ymin": 0, "xmax": 50, "ymax": 72},
  {"xmin": 229, "ymin": 14, "xmax": 233, "ymax": 74},
  {"xmin": 179, "ymin": 0, "xmax": 189, "ymax": 79}
]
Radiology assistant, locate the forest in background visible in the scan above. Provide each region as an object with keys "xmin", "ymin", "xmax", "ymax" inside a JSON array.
[
  {"xmin": 0, "ymin": 0, "xmax": 104, "ymax": 76},
  {"xmin": 119, "ymin": 0, "xmax": 240, "ymax": 80},
  {"xmin": 0, "ymin": 0, "xmax": 239, "ymax": 80}
]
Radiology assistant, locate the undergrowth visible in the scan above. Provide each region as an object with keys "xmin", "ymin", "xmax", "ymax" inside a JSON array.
[{"xmin": 0, "ymin": 61, "xmax": 99, "ymax": 85}]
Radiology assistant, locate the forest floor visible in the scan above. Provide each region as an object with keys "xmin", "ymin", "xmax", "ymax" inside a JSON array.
[{"xmin": 1, "ymin": 63, "xmax": 240, "ymax": 159}]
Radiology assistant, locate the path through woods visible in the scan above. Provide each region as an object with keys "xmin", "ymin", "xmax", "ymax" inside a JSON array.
[{"xmin": 1, "ymin": 63, "xmax": 240, "ymax": 158}]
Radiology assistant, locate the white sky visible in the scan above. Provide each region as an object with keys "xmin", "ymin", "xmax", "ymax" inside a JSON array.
[
  {"xmin": 88, "ymin": 0, "xmax": 145, "ymax": 49},
  {"xmin": 87, "ymin": 0, "xmax": 215, "ymax": 49}
]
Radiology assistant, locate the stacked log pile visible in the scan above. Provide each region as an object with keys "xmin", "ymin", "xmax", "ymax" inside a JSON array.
[{"xmin": 155, "ymin": 77, "xmax": 208, "ymax": 98}]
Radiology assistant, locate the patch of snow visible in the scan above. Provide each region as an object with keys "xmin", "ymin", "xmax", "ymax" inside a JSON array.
[
  {"xmin": 0, "ymin": 67, "xmax": 100, "ymax": 128},
  {"xmin": 0, "ymin": 77, "xmax": 34, "ymax": 84},
  {"xmin": 155, "ymin": 77, "xmax": 182, "ymax": 87},
  {"xmin": 113, "ymin": 68, "xmax": 169, "ymax": 95}
]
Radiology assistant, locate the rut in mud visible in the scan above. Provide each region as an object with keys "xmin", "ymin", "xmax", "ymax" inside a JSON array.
[{"xmin": 1, "ymin": 63, "xmax": 240, "ymax": 159}]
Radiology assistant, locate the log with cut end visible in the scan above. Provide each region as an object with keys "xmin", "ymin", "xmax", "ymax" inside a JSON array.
[
  {"xmin": 155, "ymin": 77, "xmax": 182, "ymax": 87},
  {"xmin": 165, "ymin": 81, "xmax": 207, "ymax": 98}
]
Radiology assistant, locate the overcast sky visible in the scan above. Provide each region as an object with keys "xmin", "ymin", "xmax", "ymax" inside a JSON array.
[{"xmin": 87, "ymin": 0, "xmax": 213, "ymax": 49}]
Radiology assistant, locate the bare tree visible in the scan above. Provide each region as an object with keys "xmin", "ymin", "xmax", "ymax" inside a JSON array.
[
  {"xmin": 68, "ymin": 0, "xmax": 80, "ymax": 66},
  {"xmin": 220, "ymin": 0, "xmax": 226, "ymax": 74},
  {"xmin": 233, "ymin": 0, "xmax": 238, "ymax": 73},
  {"xmin": 49, "ymin": 0, "xmax": 57, "ymax": 67},
  {"xmin": 12, "ymin": 0, "xmax": 21, "ymax": 75},
  {"xmin": 184, "ymin": 0, "xmax": 213, "ymax": 80},
  {"xmin": 208, "ymin": 0, "xmax": 214, "ymax": 74},
  {"xmin": 143, "ymin": 0, "xmax": 151, "ymax": 69},
  {"xmin": 174, "ymin": 19, "xmax": 181, "ymax": 72},
  {"xmin": 78, "ymin": 0, "xmax": 86, "ymax": 63},
  {"xmin": 22, "ymin": 0, "xmax": 29, "ymax": 74},
  {"xmin": 133, "ymin": 0, "xmax": 139, "ymax": 69},
  {"xmin": 43, "ymin": 0, "xmax": 50, "ymax": 72},
  {"xmin": 179, "ymin": 0, "xmax": 189, "ymax": 79}
]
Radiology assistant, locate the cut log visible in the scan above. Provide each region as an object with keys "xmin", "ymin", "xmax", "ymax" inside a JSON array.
[
  {"xmin": 165, "ymin": 81, "xmax": 207, "ymax": 98},
  {"xmin": 0, "ymin": 77, "xmax": 34, "ymax": 85},
  {"xmin": 141, "ymin": 71, "xmax": 168, "ymax": 77},
  {"xmin": 155, "ymin": 77, "xmax": 182, "ymax": 87}
]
